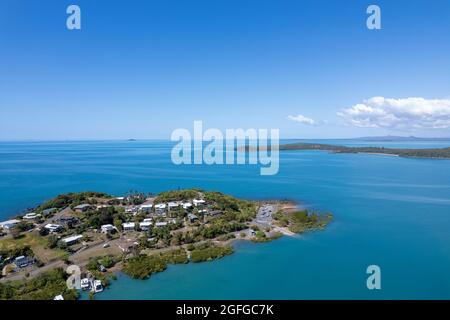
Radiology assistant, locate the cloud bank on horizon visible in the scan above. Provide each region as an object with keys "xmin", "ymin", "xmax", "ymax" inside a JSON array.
[
  {"xmin": 337, "ymin": 97, "xmax": 450, "ymax": 130},
  {"xmin": 288, "ymin": 97, "xmax": 450, "ymax": 133}
]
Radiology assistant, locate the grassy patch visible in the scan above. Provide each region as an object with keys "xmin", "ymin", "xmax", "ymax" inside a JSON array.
[
  {"xmin": 157, "ymin": 249, "xmax": 189, "ymax": 264},
  {"xmin": 190, "ymin": 245, "xmax": 233, "ymax": 263},
  {"xmin": 0, "ymin": 232, "xmax": 68, "ymax": 263}
]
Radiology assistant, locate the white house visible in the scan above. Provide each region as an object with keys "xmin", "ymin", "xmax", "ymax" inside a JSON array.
[
  {"xmin": 62, "ymin": 234, "xmax": 83, "ymax": 246},
  {"xmin": 23, "ymin": 212, "xmax": 41, "ymax": 220},
  {"xmin": 101, "ymin": 224, "xmax": 115, "ymax": 233},
  {"xmin": 0, "ymin": 219, "xmax": 20, "ymax": 230},
  {"xmin": 42, "ymin": 208, "xmax": 58, "ymax": 216},
  {"xmin": 193, "ymin": 199, "xmax": 206, "ymax": 206},
  {"xmin": 44, "ymin": 224, "xmax": 62, "ymax": 233},
  {"xmin": 155, "ymin": 221, "xmax": 168, "ymax": 228},
  {"xmin": 122, "ymin": 222, "xmax": 135, "ymax": 231},
  {"xmin": 182, "ymin": 202, "xmax": 192, "ymax": 210},
  {"xmin": 168, "ymin": 201, "xmax": 181, "ymax": 210},
  {"xmin": 125, "ymin": 206, "xmax": 138, "ymax": 214},
  {"xmin": 54, "ymin": 295, "xmax": 64, "ymax": 300},
  {"xmin": 74, "ymin": 204, "xmax": 92, "ymax": 212},
  {"xmin": 139, "ymin": 221, "xmax": 152, "ymax": 231},
  {"xmin": 140, "ymin": 204, "xmax": 153, "ymax": 213},
  {"xmin": 154, "ymin": 203, "xmax": 167, "ymax": 215}
]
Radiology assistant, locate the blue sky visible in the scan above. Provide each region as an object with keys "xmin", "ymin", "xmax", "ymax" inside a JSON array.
[{"xmin": 1, "ymin": 0, "xmax": 450, "ymax": 140}]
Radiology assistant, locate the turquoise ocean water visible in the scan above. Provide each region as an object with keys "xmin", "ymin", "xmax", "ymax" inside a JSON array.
[{"xmin": 1, "ymin": 139, "xmax": 450, "ymax": 299}]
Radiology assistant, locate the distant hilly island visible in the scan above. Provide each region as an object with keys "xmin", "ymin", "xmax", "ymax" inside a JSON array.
[
  {"xmin": 354, "ymin": 135, "xmax": 450, "ymax": 142},
  {"xmin": 241, "ymin": 136, "xmax": 450, "ymax": 159}
]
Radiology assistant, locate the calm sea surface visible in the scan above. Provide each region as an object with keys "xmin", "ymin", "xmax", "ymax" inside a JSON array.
[{"xmin": 1, "ymin": 139, "xmax": 450, "ymax": 299}]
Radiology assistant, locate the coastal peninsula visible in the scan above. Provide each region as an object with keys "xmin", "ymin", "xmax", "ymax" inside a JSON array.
[
  {"xmin": 0, "ymin": 190, "xmax": 332, "ymax": 300},
  {"xmin": 242, "ymin": 142, "xmax": 450, "ymax": 159}
]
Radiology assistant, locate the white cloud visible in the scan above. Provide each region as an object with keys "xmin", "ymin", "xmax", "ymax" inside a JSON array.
[
  {"xmin": 287, "ymin": 114, "xmax": 317, "ymax": 125},
  {"xmin": 337, "ymin": 97, "xmax": 450, "ymax": 129}
]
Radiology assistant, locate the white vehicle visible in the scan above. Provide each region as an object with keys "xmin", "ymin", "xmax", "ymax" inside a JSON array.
[
  {"xmin": 93, "ymin": 280, "xmax": 103, "ymax": 293},
  {"xmin": 80, "ymin": 278, "xmax": 90, "ymax": 290},
  {"xmin": 102, "ymin": 243, "xmax": 110, "ymax": 248}
]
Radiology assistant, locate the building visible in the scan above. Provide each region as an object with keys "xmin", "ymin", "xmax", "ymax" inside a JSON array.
[
  {"xmin": 155, "ymin": 221, "xmax": 168, "ymax": 228},
  {"xmin": 168, "ymin": 201, "xmax": 181, "ymax": 211},
  {"xmin": 23, "ymin": 212, "xmax": 41, "ymax": 220},
  {"xmin": 193, "ymin": 199, "xmax": 206, "ymax": 206},
  {"xmin": 139, "ymin": 221, "xmax": 152, "ymax": 231},
  {"xmin": 54, "ymin": 295, "xmax": 64, "ymax": 300},
  {"xmin": 0, "ymin": 219, "xmax": 20, "ymax": 230},
  {"xmin": 57, "ymin": 216, "xmax": 78, "ymax": 226},
  {"xmin": 139, "ymin": 204, "xmax": 153, "ymax": 213},
  {"xmin": 101, "ymin": 224, "xmax": 115, "ymax": 233},
  {"xmin": 122, "ymin": 222, "xmax": 135, "ymax": 231},
  {"xmin": 154, "ymin": 203, "xmax": 167, "ymax": 215},
  {"xmin": 125, "ymin": 206, "xmax": 138, "ymax": 214},
  {"xmin": 42, "ymin": 208, "xmax": 58, "ymax": 216},
  {"xmin": 73, "ymin": 204, "xmax": 92, "ymax": 212},
  {"xmin": 44, "ymin": 223, "xmax": 63, "ymax": 233},
  {"xmin": 62, "ymin": 234, "xmax": 83, "ymax": 246},
  {"xmin": 14, "ymin": 255, "xmax": 35, "ymax": 268},
  {"xmin": 188, "ymin": 213, "xmax": 199, "ymax": 222},
  {"xmin": 182, "ymin": 202, "xmax": 192, "ymax": 210}
]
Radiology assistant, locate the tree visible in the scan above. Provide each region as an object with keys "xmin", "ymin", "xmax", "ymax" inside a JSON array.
[
  {"xmin": 47, "ymin": 235, "xmax": 58, "ymax": 249},
  {"xmin": 39, "ymin": 227, "xmax": 49, "ymax": 236}
]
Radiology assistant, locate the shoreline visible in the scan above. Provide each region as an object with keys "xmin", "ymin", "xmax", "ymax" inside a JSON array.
[{"xmin": 0, "ymin": 191, "xmax": 332, "ymax": 299}]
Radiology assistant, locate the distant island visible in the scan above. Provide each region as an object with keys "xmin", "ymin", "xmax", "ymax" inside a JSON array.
[
  {"xmin": 0, "ymin": 190, "xmax": 332, "ymax": 300},
  {"xmin": 277, "ymin": 142, "xmax": 450, "ymax": 159},
  {"xmin": 354, "ymin": 135, "xmax": 450, "ymax": 142},
  {"xmin": 240, "ymin": 142, "xmax": 450, "ymax": 159}
]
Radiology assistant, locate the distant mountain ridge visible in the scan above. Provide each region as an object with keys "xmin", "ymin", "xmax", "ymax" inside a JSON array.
[{"xmin": 355, "ymin": 135, "xmax": 450, "ymax": 142}]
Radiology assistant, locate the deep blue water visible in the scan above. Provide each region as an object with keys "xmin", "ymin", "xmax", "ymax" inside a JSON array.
[{"xmin": 1, "ymin": 140, "xmax": 450, "ymax": 299}]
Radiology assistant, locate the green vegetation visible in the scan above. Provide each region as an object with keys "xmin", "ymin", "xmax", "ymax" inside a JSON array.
[
  {"xmin": 122, "ymin": 255, "xmax": 167, "ymax": 279},
  {"xmin": 154, "ymin": 189, "xmax": 200, "ymax": 202},
  {"xmin": 251, "ymin": 231, "xmax": 282, "ymax": 243},
  {"xmin": 190, "ymin": 245, "xmax": 234, "ymax": 263},
  {"xmin": 83, "ymin": 206, "xmax": 126, "ymax": 229},
  {"xmin": 0, "ymin": 232, "xmax": 67, "ymax": 264},
  {"xmin": 87, "ymin": 255, "xmax": 120, "ymax": 272},
  {"xmin": 0, "ymin": 268, "xmax": 78, "ymax": 300},
  {"xmin": 157, "ymin": 249, "xmax": 189, "ymax": 264},
  {"xmin": 204, "ymin": 191, "xmax": 257, "ymax": 222},
  {"xmin": 36, "ymin": 191, "xmax": 111, "ymax": 212},
  {"xmin": 286, "ymin": 210, "xmax": 333, "ymax": 233}
]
